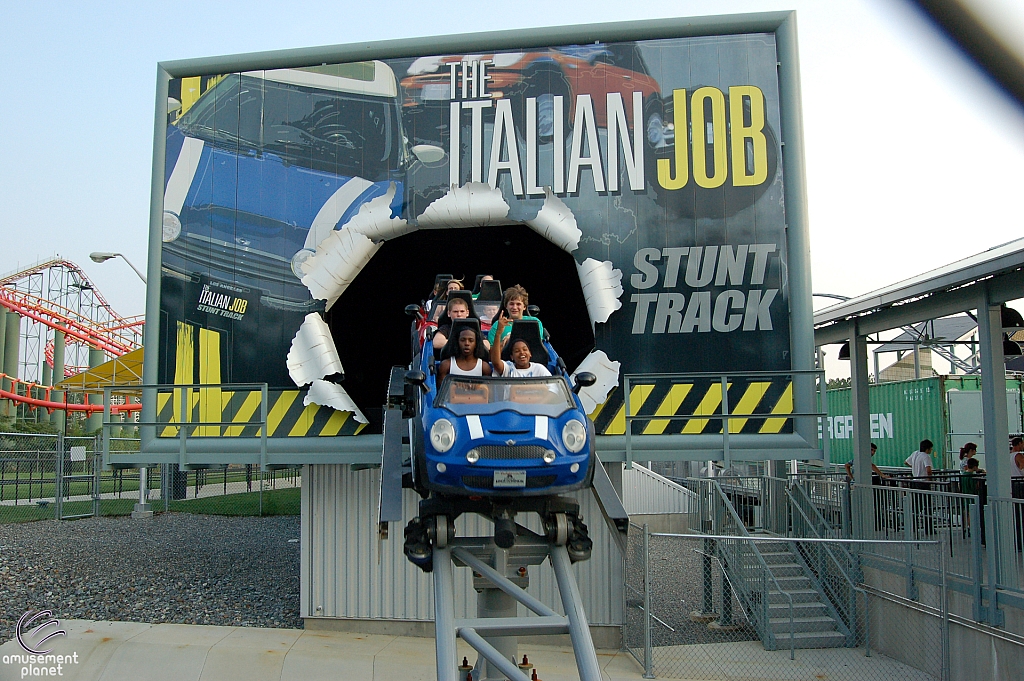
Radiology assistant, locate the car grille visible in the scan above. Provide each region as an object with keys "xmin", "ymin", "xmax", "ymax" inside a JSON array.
[
  {"xmin": 474, "ymin": 445, "xmax": 550, "ymax": 460},
  {"xmin": 462, "ymin": 475, "xmax": 558, "ymax": 490},
  {"xmin": 163, "ymin": 233, "xmax": 307, "ymax": 298}
]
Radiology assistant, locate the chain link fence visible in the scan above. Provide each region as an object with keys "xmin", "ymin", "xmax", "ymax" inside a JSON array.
[
  {"xmin": 625, "ymin": 523, "xmax": 948, "ymax": 680},
  {"xmin": 0, "ymin": 432, "xmax": 300, "ymax": 523}
]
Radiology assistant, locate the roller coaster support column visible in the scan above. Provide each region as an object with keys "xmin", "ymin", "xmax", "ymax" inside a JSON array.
[
  {"xmin": 433, "ymin": 544, "xmax": 458, "ymax": 681},
  {"xmin": 86, "ymin": 347, "xmax": 104, "ymax": 432},
  {"xmin": 0, "ymin": 308, "xmax": 6, "ymax": 424},
  {"xmin": 52, "ymin": 331, "xmax": 66, "ymax": 433},
  {"xmin": 2, "ymin": 310, "xmax": 21, "ymax": 425},
  {"xmin": 39, "ymin": 361, "xmax": 51, "ymax": 425},
  {"xmin": 551, "ymin": 545, "xmax": 602, "ymax": 681},
  {"xmin": 476, "ymin": 546, "xmax": 519, "ymax": 681}
]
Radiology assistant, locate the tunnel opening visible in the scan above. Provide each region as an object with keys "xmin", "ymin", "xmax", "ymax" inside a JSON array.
[{"xmin": 325, "ymin": 224, "xmax": 596, "ymax": 432}]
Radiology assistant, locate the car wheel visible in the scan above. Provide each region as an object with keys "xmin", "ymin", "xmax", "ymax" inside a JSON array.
[{"xmin": 515, "ymin": 69, "xmax": 571, "ymax": 143}]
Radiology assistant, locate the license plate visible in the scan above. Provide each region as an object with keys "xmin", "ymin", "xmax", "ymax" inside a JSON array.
[{"xmin": 493, "ymin": 470, "xmax": 527, "ymax": 488}]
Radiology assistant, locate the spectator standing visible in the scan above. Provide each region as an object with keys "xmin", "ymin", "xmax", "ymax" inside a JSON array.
[
  {"xmin": 844, "ymin": 443, "xmax": 888, "ymax": 484},
  {"xmin": 1011, "ymin": 436, "xmax": 1024, "ymax": 500},
  {"xmin": 961, "ymin": 457, "xmax": 987, "ymax": 543},
  {"xmin": 959, "ymin": 442, "xmax": 978, "ymax": 471},
  {"xmin": 906, "ymin": 440, "xmax": 934, "ymax": 480},
  {"xmin": 906, "ymin": 439, "xmax": 935, "ymax": 535}
]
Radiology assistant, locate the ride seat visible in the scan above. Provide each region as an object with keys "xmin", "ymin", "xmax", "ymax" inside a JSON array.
[
  {"xmin": 438, "ymin": 318, "xmax": 486, "ymax": 362},
  {"xmin": 500, "ymin": 320, "xmax": 550, "ymax": 366},
  {"xmin": 476, "ymin": 279, "xmax": 502, "ymax": 301}
]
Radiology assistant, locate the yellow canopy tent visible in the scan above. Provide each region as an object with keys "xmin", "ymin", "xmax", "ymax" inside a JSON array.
[{"xmin": 57, "ymin": 346, "xmax": 144, "ymax": 393}]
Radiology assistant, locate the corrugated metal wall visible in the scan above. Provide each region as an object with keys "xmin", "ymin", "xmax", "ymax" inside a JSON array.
[
  {"xmin": 301, "ymin": 464, "xmax": 622, "ymax": 625},
  {"xmin": 621, "ymin": 464, "xmax": 694, "ymax": 514}
]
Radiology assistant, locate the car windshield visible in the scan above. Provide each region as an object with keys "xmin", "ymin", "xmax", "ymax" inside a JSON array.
[
  {"xmin": 177, "ymin": 74, "xmax": 400, "ymax": 179},
  {"xmin": 436, "ymin": 376, "xmax": 575, "ymax": 417},
  {"xmin": 555, "ymin": 43, "xmax": 649, "ymax": 74}
]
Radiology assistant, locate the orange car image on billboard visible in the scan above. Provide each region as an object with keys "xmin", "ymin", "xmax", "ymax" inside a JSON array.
[{"xmin": 400, "ymin": 43, "xmax": 665, "ymax": 148}]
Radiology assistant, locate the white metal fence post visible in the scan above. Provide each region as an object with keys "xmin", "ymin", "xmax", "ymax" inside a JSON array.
[{"xmin": 643, "ymin": 523, "xmax": 654, "ymax": 679}]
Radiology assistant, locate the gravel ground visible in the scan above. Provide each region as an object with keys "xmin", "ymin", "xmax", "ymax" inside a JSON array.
[
  {"xmin": 0, "ymin": 514, "xmax": 301, "ymax": 644},
  {"xmin": 624, "ymin": 532, "xmax": 757, "ymax": 651}
]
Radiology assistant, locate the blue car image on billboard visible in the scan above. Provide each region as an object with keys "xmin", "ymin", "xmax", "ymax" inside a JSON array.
[{"xmin": 161, "ymin": 62, "xmax": 407, "ymax": 306}]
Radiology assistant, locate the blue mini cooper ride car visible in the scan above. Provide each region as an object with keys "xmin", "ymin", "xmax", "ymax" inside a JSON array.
[{"xmin": 396, "ymin": 307, "xmax": 598, "ymax": 570}]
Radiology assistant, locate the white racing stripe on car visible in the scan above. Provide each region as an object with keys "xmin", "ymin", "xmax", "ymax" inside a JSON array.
[
  {"xmin": 305, "ymin": 177, "xmax": 376, "ymax": 251},
  {"xmin": 467, "ymin": 414, "xmax": 484, "ymax": 440},
  {"xmin": 164, "ymin": 137, "xmax": 205, "ymax": 215},
  {"xmin": 535, "ymin": 415, "xmax": 548, "ymax": 440}
]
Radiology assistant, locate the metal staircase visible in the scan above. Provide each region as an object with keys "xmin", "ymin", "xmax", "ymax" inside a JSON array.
[
  {"xmin": 758, "ymin": 543, "xmax": 851, "ymax": 649},
  {"xmin": 693, "ymin": 478, "xmax": 862, "ymax": 651}
]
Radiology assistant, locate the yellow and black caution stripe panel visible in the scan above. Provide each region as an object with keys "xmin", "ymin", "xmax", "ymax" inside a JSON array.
[
  {"xmin": 155, "ymin": 388, "xmax": 365, "ymax": 438},
  {"xmin": 593, "ymin": 379, "xmax": 793, "ymax": 436},
  {"xmin": 163, "ymin": 321, "xmax": 364, "ymax": 437}
]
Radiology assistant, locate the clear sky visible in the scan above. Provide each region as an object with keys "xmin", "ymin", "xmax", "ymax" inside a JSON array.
[{"xmin": 2, "ymin": 0, "xmax": 1022, "ymax": 354}]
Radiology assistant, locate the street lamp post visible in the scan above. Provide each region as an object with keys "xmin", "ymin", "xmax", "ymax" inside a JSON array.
[
  {"xmin": 89, "ymin": 251, "xmax": 151, "ymax": 518},
  {"xmin": 89, "ymin": 252, "xmax": 146, "ymax": 284}
]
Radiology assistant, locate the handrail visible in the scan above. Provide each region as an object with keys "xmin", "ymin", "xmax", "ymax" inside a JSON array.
[
  {"xmin": 621, "ymin": 369, "xmax": 827, "ymax": 469},
  {"xmin": 101, "ymin": 382, "xmax": 270, "ymax": 470},
  {"xmin": 708, "ymin": 479, "xmax": 796, "ymax": 658}
]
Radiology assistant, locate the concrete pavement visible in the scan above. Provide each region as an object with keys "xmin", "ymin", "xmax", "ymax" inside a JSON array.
[{"xmin": 0, "ymin": 620, "xmax": 644, "ymax": 681}]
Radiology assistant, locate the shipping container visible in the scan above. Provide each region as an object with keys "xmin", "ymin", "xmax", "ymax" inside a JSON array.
[{"xmin": 824, "ymin": 376, "xmax": 1023, "ymax": 470}]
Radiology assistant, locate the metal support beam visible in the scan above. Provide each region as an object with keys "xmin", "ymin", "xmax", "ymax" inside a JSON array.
[
  {"xmin": 2, "ymin": 311, "xmax": 21, "ymax": 422},
  {"xmin": 86, "ymin": 347, "xmax": 105, "ymax": 432},
  {"xmin": 550, "ymin": 545, "xmax": 603, "ymax": 681},
  {"xmin": 849, "ymin": 323, "xmax": 874, "ymax": 538},
  {"xmin": 433, "ymin": 546, "xmax": 458, "ymax": 681},
  {"xmin": 51, "ymin": 330, "xmax": 65, "ymax": 433},
  {"xmin": 815, "ymin": 268, "xmax": 1024, "ymax": 346},
  {"xmin": 977, "ymin": 295, "xmax": 1010, "ymax": 500}
]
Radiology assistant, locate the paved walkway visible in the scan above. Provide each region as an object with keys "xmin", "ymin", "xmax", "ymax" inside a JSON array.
[{"xmin": 0, "ymin": 620, "xmax": 643, "ymax": 681}]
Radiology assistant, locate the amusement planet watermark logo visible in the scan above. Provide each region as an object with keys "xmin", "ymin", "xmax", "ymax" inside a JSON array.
[{"xmin": 2, "ymin": 610, "xmax": 78, "ymax": 678}]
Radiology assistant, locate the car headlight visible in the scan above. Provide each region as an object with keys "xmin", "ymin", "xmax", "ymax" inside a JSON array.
[
  {"xmin": 561, "ymin": 420, "xmax": 587, "ymax": 453},
  {"xmin": 162, "ymin": 211, "xmax": 181, "ymax": 243},
  {"xmin": 430, "ymin": 419, "xmax": 455, "ymax": 453},
  {"xmin": 290, "ymin": 249, "xmax": 315, "ymax": 279}
]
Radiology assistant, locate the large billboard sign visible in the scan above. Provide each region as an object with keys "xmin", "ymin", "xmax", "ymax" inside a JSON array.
[{"xmin": 146, "ymin": 14, "xmax": 815, "ymax": 458}]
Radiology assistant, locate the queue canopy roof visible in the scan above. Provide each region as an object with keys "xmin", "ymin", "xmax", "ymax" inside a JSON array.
[
  {"xmin": 57, "ymin": 347, "xmax": 143, "ymax": 392},
  {"xmin": 814, "ymin": 238, "xmax": 1024, "ymax": 327}
]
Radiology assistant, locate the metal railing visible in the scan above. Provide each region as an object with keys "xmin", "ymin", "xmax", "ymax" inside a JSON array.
[
  {"xmin": 683, "ymin": 477, "xmax": 796, "ymax": 655},
  {"xmin": 792, "ymin": 476, "xmax": 850, "ymax": 536},
  {"xmin": 1, "ymin": 431, "xmax": 300, "ymax": 523},
  {"xmin": 102, "ymin": 383, "xmax": 269, "ymax": 470},
  {"xmin": 787, "ymin": 484, "xmax": 865, "ymax": 645},
  {"xmin": 625, "ymin": 528, "xmax": 949, "ymax": 680},
  {"xmin": 622, "ymin": 370, "xmax": 826, "ymax": 468},
  {"xmin": 989, "ymin": 497, "xmax": 1024, "ymax": 595}
]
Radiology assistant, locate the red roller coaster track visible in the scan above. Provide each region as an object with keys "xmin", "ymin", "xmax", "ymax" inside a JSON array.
[{"xmin": 0, "ymin": 258, "xmax": 144, "ymax": 415}]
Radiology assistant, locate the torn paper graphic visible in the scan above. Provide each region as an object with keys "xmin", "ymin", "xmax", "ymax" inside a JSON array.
[
  {"xmin": 571, "ymin": 350, "xmax": 621, "ymax": 415},
  {"xmin": 416, "ymin": 183, "xmax": 511, "ymax": 228},
  {"xmin": 287, "ymin": 313, "xmax": 344, "ymax": 387},
  {"xmin": 525, "ymin": 189, "xmax": 581, "ymax": 253},
  {"xmin": 303, "ymin": 176, "xmax": 375, "ymax": 251},
  {"xmin": 301, "ymin": 228, "xmax": 381, "ymax": 310},
  {"xmin": 576, "ymin": 258, "xmax": 624, "ymax": 324},
  {"xmin": 304, "ymin": 380, "xmax": 368, "ymax": 424},
  {"xmin": 343, "ymin": 182, "xmax": 415, "ymax": 242}
]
